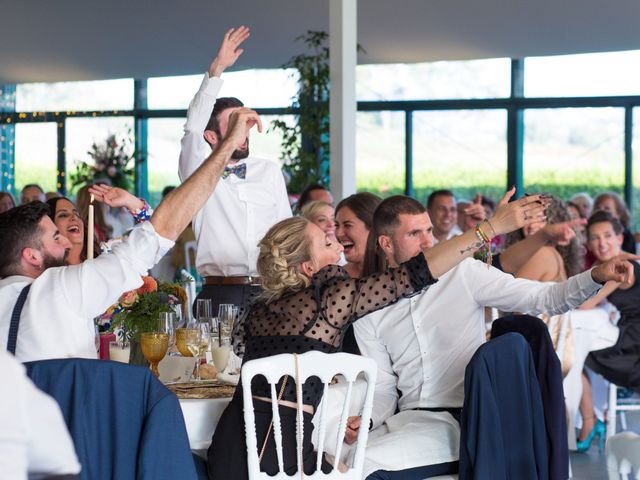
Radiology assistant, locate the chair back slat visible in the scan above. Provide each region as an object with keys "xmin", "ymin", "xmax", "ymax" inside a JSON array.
[
  {"xmin": 270, "ymin": 382, "xmax": 285, "ymax": 473},
  {"xmin": 332, "ymin": 380, "xmax": 353, "ymax": 469},
  {"xmin": 241, "ymin": 351, "xmax": 377, "ymax": 480},
  {"xmin": 315, "ymin": 382, "xmax": 330, "ymax": 472},
  {"xmin": 296, "ymin": 367, "xmax": 305, "ymax": 476}
]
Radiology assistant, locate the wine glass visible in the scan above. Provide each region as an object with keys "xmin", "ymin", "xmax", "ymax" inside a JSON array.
[
  {"xmin": 140, "ymin": 332, "xmax": 169, "ymax": 377},
  {"xmin": 196, "ymin": 299, "xmax": 213, "ymax": 323},
  {"xmin": 212, "ymin": 336, "xmax": 231, "ymax": 374},
  {"xmin": 171, "ymin": 303, "xmax": 184, "ymax": 329},
  {"xmin": 175, "ymin": 327, "xmax": 197, "ymax": 357},
  {"xmin": 158, "ymin": 311, "xmax": 177, "ymax": 353},
  {"xmin": 217, "ymin": 304, "xmax": 235, "ymax": 339},
  {"xmin": 185, "ymin": 321, "xmax": 211, "ymax": 380}
]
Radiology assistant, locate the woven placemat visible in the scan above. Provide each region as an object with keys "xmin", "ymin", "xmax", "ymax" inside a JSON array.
[{"xmin": 167, "ymin": 381, "xmax": 236, "ymax": 399}]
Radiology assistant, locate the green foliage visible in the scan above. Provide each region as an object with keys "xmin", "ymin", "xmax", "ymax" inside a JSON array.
[
  {"xmin": 69, "ymin": 131, "xmax": 135, "ymax": 191},
  {"xmin": 271, "ymin": 31, "xmax": 364, "ymax": 194},
  {"xmin": 270, "ymin": 31, "xmax": 330, "ymax": 194},
  {"xmin": 111, "ymin": 292, "xmax": 173, "ymax": 342}
]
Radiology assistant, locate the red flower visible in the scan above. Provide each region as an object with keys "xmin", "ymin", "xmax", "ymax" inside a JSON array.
[{"xmin": 136, "ymin": 276, "xmax": 158, "ymax": 295}]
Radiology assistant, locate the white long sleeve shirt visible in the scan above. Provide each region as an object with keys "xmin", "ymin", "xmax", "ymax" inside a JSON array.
[
  {"xmin": 355, "ymin": 258, "xmax": 601, "ymax": 428},
  {"xmin": 178, "ymin": 74, "xmax": 292, "ymax": 277},
  {"xmin": 0, "ymin": 350, "xmax": 80, "ymax": 479},
  {"xmin": 0, "ymin": 222, "xmax": 174, "ymax": 362}
]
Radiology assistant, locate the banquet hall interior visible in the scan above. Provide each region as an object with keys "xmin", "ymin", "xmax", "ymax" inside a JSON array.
[{"xmin": 2, "ymin": 0, "xmax": 640, "ymax": 479}]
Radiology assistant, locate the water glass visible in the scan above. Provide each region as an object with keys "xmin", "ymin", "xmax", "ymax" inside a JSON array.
[
  {"xmin": 212, "ymin": 336, "xmax": 231, "ymax": 374},
  {"xmin": 109, "ymin": 340, "xmax": 130, "ymax": 363}
]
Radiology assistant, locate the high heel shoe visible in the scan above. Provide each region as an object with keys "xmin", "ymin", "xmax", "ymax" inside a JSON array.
[{"xmin": 576, "ymin": 419, "xmax": 605, "ymax": 453}]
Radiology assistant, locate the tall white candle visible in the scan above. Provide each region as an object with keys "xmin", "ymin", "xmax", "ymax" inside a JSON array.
[{"xmin": 87, "ymin": 194, "xmax": 95, "ymax": 260}]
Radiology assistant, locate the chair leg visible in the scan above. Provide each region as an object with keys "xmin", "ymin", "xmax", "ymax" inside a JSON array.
[
  {"xmin": 607, "ymin": 383, "xmax": 617, "ymax": 439},
  {"xmin": 620, "ymin": 411, "xmax": 627, "ymax": 431}
]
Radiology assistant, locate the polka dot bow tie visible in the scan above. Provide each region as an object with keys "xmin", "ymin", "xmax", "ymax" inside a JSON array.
[{"xmin": 222, "ymin": 163, "xmax": 247, "ymax": 180}]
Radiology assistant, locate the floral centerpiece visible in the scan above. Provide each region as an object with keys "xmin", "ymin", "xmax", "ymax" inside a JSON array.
[
  {"xmin": 70, "ymin": 132, "xmax": 135, "ymax": 191},
  {"xmin": 99, "ymin": 275, "xmax": 187, "ymax": 343}
]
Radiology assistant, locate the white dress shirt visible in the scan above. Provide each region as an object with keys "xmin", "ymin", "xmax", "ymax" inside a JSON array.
[
  {"xmin": 178, "ymin": 73, "xmax": 292, "ymax": 277},
  {"xmin": 0, "ymin": 222, "xmax": 174, "ymax": 362},
  {"xmin": 353, "ymin": 258, "xmax": 600, "ymax": 474},
  {"xmin": 356, "ymin": 258, "xmax": 600, "ymax": 424},
  {"xmin": 0, "ymin": 350, "xmax": 80, "ymax": 479}
]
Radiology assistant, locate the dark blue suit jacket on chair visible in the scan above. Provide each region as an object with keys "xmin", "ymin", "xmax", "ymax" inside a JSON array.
[{"xmin": 25, "ymin": 358, "xmax": 196, "ymax": 480}]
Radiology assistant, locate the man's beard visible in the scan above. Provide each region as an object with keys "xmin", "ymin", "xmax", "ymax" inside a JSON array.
[
  {"xmin": 231, "ymin": 139, "xmax": 250, "ymax": 160},
  {"xmin": 42, "ymin": 250, "xmax": 69, "ymax": 269}
]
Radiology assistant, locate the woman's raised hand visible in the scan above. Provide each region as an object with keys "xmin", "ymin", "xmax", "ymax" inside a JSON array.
[
  {"xmin": 88, "ymin": 184, "xmax": 144, "ymax": 212},
  {"xmin": 489, "ymin": 187, "xmax": 549, "ymax": 236}
]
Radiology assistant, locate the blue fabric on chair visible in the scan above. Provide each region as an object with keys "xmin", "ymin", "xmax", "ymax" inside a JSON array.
[
  {"xmin": 459, "ymin": 333, "xmax": 548, "ymax": 480},
  {"xmin": 491, "ymin": 315, "xmax": 569, "ymax": 480},
  {"xmin": 24, "ymin": 358, "xmax": 196, "ymax": 480}
]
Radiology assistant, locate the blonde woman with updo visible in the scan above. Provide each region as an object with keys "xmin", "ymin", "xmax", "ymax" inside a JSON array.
[{"xmin": 206, "ymin": 190, "xmax": 550, "ymax": 479}]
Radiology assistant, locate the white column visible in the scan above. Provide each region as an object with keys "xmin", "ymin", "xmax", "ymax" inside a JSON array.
[{"xmin": 329, "ymin": 0, "xmax": 357, "ymax": 201}]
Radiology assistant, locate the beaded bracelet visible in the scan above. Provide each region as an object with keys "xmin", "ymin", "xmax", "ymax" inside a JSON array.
[
  {"xmin": 130, "ymin": 199, "xmax": 152, "ymax": 224},
  {"xmin": 474, "ymin": 223, "xmax": 493, "ymax": 267}
]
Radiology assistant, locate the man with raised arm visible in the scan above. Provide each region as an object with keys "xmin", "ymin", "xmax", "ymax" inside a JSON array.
[
  {"xmin": 178, "ymin": 26, "xmax": 291, "ymax": 312},
  {"xmin": 347, "ymin": 195, "xmax": 634, "ymax": 480},
  {"xmin": 0, "ymin": 108, "xmax": 262, "ymax": 362}
]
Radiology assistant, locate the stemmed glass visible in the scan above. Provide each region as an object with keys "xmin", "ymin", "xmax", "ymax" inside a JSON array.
[
  {"xmin": 158, "ymin": 311, "xmax": 177, "ymax": 354},
  {"xmin": 185, "ymin": 320, "xmax": 211, "ymax": 380},
  {"xmin": 140, "ymin": 332, "xmax": 169, "ymax": 378},
  {"xmin": 196, "ymin": 299, "xmax": 213, "ymax": 324},
  {"xmin": 217, "ymin": 304, "xmax": 235, "ymax": 343}
]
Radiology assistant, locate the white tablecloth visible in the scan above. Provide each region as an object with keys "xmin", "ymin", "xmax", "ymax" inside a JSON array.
[{"xmin": 180, "ymin": 397, "xmax": 232, "ymax": 450}]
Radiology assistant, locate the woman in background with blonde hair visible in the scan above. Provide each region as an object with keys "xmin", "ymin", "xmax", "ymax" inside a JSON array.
[{"xmin": 207, "ymin": 189, "xmax": 550, "ymax": 480}]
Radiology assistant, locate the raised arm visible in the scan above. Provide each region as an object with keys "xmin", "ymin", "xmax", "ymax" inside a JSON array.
[
  {"xmin": 153, "ymin": 108, "xmax": 262, "ymax": 240},
  {"xmin": 499, "ymin": 218, "xmax": 585, "ymax": 274},
  {"xmin": 424, "ymin": 188, "xmax": 548, "ymax": 278},
  {"xmin": 208, "ymin": 26, "xmax": 250, "ymax": 78}
]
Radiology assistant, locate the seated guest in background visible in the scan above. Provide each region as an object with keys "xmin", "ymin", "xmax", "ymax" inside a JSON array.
[
  {"xmin": 455, "ymin": 199, "xmax": 470, "ymax": 232},
  {"xmin": 577, "ymin": 210, "xmax": 640, "ymax": 451},
  {"xmin": 480, "ymin": 194, "xmax": 496, "ymax": 218},
  {"xmin": 207, "ymin": 189, "xmax": 550, "ymax": 480},
  {"xmin": 20, "ymin": 183, "xmax": 45, "ymax": 204},
  {"xmin": 506, "ymin": 194, "xmax": 582, "ymax": 282},
  {"xmin": 301, "ymin": 200, "xmax": 337, "ymax": 243},
  {"xmin": 178, "ymin": 26, "xmax": 291, "ymax": 313},
  {"xmin": 350, "ymin": 195, "xmax": 633, "ymax": 479},
  {"xmin": 0, "ymin": 107, "xmax": 261, "ymax": 362},
  {"xmin": 594, "ymin": 191, "xmax": 636, "ymax": 254},
  {"xmin": 0, "ymin": 191, "xmax": 16, "ymax": 213},
  {"xmin": 296, "ymin": 183, "xmax": 334, "ymax": 212},
  {"xmin": 335, "ymin": 192, "xmax": 381, "ymax": 279},
  {"xmin": 570, "ymin": 192, "xmax": 594, "ymax": 219},
  {"xmin": 0, "ymin": 350, "xmax": 80, "ymax": 479},
  {"xmin": 426, "ymin": 190, "xmax": 485, "ymax": 243},
  {"xmin": 335, "ymin": 192, "xmax": 381, "ymax": 353},
  {"xmin": 45, "ymin": 191, "xmax": 61, "ymax": 201},
  {"xmin": 47, "ymin": 188, "xmax": 150, "ymax": 265}
]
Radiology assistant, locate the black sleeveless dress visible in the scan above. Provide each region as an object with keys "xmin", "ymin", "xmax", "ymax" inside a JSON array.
[
  {"xmin": 586, "ymin": 261, "xmax": 640, "ymax": 391},
  {"xmin": 207, "ymin": 254, "xmax": 435, "ymax": 479}
]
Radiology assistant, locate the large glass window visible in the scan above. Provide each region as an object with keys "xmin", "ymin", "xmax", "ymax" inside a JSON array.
[
  {"xmin": 412, "ymin": 110, "xmax": 507, "ymax": 203},
  {"xmin": 148, "ymin": 118, "xmax": 184, "ymax": 207},
  {"xmin": 65, "ymin": 117, "xmax": 135, "ymax": 195},
  {"xmin": 357, "ymin": 58, "xmax": 511, "ymax": 101},
  {"xmin": 16, "ymin": 79, "xmax": 133, "ymax": 112},
  {"xmin": 148, "ymin": 69, "xmax": 298, "ymax": 110},
  {"xmin": 14, "ymin": 123, "xmax": 58, "ymax": 194},
  {"xmin": 525, "ymin": 50, "xmax": 640, "ymax": 98},
  {"xmin": 356, "ymin": 111, "xmax": 405, "ymax": 197},
  {"xmin": 523, "ymin": 108, "xmax": 625, "ymax": 204}
]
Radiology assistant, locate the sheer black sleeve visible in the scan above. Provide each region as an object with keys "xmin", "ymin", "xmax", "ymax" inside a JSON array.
[{"xmin": 315, "ymin": 253, "xmax": 435, "ymax": 331}]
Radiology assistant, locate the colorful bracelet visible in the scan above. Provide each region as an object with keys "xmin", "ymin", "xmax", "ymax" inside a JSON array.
[{"xmin": 130, "ymin": 199, "xmax": 152, "ymax": 224}]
